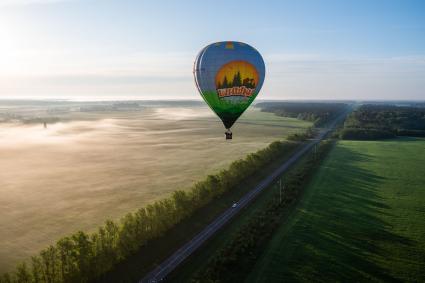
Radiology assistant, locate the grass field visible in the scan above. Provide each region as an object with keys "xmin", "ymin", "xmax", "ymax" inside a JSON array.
[
  {"xmin": 0, "ymin": 101, "xmax": 311, "ymax": 272},
  {"xmin": 247, "ymin": 138, "xmax": 425, "ymax": 282}
]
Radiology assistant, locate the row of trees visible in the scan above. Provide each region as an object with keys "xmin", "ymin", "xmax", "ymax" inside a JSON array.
[
  {"xmin": 191, "ymin": 141, "xmax": 334, "ymax": 282},
  {"xmin": 341, "ymin": 104, "xmax": 425, "ymax": 140},
  {"xmin": 0, "ymin": 140, "xmax": 299, "ymax": 283},
  {"xmin": 257, "ymin": 102, "xmax": 349, "ymax": 127},
  {"xmin": 286, "ymin": 127, "xmax": 315, "ymax": 141}
]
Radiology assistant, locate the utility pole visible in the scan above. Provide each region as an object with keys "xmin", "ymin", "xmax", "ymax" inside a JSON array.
[{"xmin": 279, "ymin": 178, "xmax": 282, "ymax": 204}]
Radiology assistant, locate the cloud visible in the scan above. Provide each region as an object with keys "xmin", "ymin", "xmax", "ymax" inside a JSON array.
[{"xmin": 261, "ymin": 54, "xmax": 425, "ymax": 100}]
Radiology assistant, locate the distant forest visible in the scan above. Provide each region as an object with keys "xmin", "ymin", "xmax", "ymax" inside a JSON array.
[
  {"xmin": 258, "ymin": 102, "xmax": 348, "ymax": 127},
  {"xmin": 340, "ymin": 104, "xmax": 425, "ymax": 140}
]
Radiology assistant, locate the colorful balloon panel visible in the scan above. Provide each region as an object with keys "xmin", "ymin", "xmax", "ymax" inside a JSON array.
[{"xmin": 194, "ymin": 41, "xmax": 266, "ymax": 129}]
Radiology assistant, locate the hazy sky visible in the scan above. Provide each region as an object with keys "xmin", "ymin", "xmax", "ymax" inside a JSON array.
[{"xmin": 0, "ymin": 0, "xmax": 424, "ymax": 100}]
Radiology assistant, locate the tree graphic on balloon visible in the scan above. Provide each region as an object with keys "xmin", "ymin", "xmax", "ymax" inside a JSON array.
[{"xmin": 216, "ymin": 71, "xmax": 257, "ymax": 90}]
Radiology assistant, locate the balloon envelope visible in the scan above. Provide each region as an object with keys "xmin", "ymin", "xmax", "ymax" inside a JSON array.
[{"xmin": 194, "ymin": 41, "xmax": 266, "ymax": 129}]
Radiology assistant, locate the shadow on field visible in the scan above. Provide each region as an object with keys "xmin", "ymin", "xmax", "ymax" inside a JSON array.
[{"xmin": 283, "ymin": 146, "xmax": 412, "ymax": 283}]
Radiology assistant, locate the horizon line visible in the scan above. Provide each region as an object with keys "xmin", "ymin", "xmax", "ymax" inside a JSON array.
[{"xmin": 0, "ymin": 97, "xmax": 424, "ymax": 103}]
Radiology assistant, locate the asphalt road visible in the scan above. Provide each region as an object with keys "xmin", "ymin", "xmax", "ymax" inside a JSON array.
[{"xmin": 140, "ymin": 110, "xmax": 350, "ymax": 283}]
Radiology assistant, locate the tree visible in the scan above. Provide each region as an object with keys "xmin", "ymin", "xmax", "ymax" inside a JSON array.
[
  {"xmin": 71, "ymin": 231, "xmax": 93, "ymax": 282},
  {"xmin": 56, "ymin": 237, "xmax": 76, "ymax": 282},
  {"xmin": 15, "ymin": 263, "xmax": 31, "ymax": 283},
  {"xmin": 0, "ymin": 273, "xmax": 13, "ymax": 283},
  {"xmin": 95, "ymin": 223, "xmax": 118, "ymax": 274},
  {"xmin": 172, "ymin": 190, "xmax": 191, "ymax": 221},
  {"xmin": 134, "ymin": 208, "xmax": 149, "ymax": 244},
  {"xmin": 30, "ymin": 256, "xmax": 43, "ymax": 283},
  {"xmin": 232, "ymin": 71, "xmax": 242, "ymax": 87},
  {"xmin": 222, "ymin": 76, "xmax": 229, "ymax": 88},
  {"xmin": 40, "ymin": 246, "xmax": 58, "ymax": 283},
  {"xmin": 118, "ymin": 213, "xmax": 139, "ymax": 257}
]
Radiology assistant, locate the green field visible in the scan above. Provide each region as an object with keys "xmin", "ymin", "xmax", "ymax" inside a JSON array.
[{"xmin": 248, "ymin": 138, "xmax": 425, "ymax": 282}]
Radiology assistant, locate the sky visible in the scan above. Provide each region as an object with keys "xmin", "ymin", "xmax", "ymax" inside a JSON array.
[{"xmin": 0, "ymin": 0, "xmax": 424, "ymax": 101}]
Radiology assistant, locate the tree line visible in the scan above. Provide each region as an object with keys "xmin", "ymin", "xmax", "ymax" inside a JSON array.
[
  {"xmin": 257, "ymin": 102, "xmax": 349, "ymax": 127},
  {"xmin": 340, "ymin": 104, "xmax": 425, "ymax": 140},
  {"xmin": 190, "ymin": 140, "xmax": 334, "ymax": 282},
  {"xmin": 0, "ymin": 140, "xmax": 300, "ymax": 283}
]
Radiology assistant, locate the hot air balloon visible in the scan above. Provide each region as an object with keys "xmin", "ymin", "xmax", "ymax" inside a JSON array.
[{"xmin": 194, "ymin": 41, "xmax": 266, "ymax": 139}]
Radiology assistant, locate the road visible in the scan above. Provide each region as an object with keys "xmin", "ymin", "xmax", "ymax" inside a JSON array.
[{"xmin": 140, "ymin": 110, "xmax": 350, "ymax": 283}]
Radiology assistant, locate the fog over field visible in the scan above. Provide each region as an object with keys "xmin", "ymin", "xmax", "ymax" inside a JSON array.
[{"xmin": 0, "ymin": 100, "xmax": 311, "ymax": 272}]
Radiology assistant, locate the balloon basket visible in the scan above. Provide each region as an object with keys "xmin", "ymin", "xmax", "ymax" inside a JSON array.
[{"xmin": 225, "ymin": 129, "xmax": 233, "ymax": 140}]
